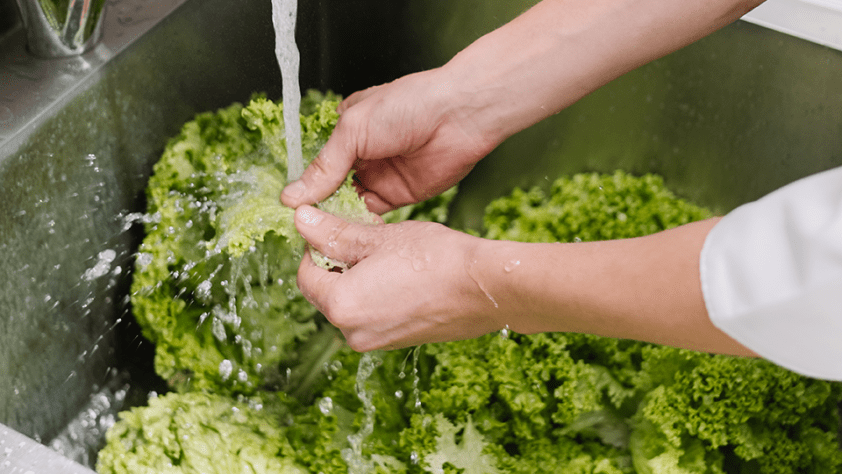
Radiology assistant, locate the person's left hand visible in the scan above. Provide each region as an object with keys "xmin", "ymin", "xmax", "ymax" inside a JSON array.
[{"xmin": 293, "ymin": 205, "xmax": 503, "ymax": 351}]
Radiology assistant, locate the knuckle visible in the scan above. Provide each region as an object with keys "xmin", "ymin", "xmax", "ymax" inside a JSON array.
[{"xmin": 319, "ymin": 289, "xmax": 355, "ymax": 327}]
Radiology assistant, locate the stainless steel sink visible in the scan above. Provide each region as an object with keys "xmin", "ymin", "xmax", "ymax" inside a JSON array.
[{"xmin": 1, "ymin": 0, "xmax": 840, "ymax": 472}]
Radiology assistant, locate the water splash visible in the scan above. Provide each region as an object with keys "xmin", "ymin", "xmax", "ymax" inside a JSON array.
[
  {"xmin": 341, "ymin": 351, "xmax": 382, "ymax": 474},
  {"xmin": 271, "ymin": 0, "xmax": 304, "ymax": 182},
  {"xmin": 218, "ymin": 359, "xmax": 233, "ymax": 381},
  {"xmin": 318, "ymin": 396, "xmax": 333, "ymax": 415},
  {"xmin": 47, "ymin": 370, "xmax": 130, "ymax": 467},
  {"xmin": 82, "ymin": 249, "xmax": 117, "ymax": 281},
  {"xmin": 410, "ymin": 346, "xmax": 424, "ymax": 413}
]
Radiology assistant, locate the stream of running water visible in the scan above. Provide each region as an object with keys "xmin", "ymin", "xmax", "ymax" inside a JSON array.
[{"xmin": 271, "ymin": 0, "xmax": 304, "ymax": 183}]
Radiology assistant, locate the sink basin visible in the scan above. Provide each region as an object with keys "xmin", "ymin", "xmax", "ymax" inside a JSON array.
[{"xmin": 1, "ymin": 0, "xmax": 840, "ymax": 471}]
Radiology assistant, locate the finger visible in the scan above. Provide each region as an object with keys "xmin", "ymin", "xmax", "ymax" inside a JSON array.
[
  {"xmin": 294, "ymin": 205, "xmax": 383, "ymax": 265},
  {"xmin": 352, "ymin": 169, "xmax": 401, "ymax": 215},
  {"xmin": 353, "ymin": 159, "xmax": 423, "ymax": 213},
  {"xmin": 359, "ymin": 190, "xmax": 396, "ymax": 215},
  {"xmin": 281, "ymin": 120, "xmax": 357, "ymax": 208},
  {"xmin": 296, "ymin": 248, "xmax": 340, "ymax": 315}
]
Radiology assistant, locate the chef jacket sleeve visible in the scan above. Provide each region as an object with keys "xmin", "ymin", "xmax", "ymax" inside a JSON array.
[{"xmin": 700, "ymin": 165, "xmax": 842, "ymax": 381}]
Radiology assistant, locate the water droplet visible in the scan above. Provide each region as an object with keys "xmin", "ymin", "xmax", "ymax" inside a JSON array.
[
  {"xmin": 136, "ymin": 252, "xmax": 153, "ymax": 267},
  {"xmin": 318, "ymin": 397, "xmax": 333, "ymax": 415},
  {"xmin": 219, "ymin": 360, "xmax": 233, "ymax": 381},
  {"xmin": 503, "ymin": 259, "xmax": 520, "ymax": 272},
  {"xmin": 196, "ymin": 280, "xmax": 212, "ymax": 301},
  {"xmin": 83, "ymin": 249, "xmax": 117, "ymax": 281},
  {"xmin": 212, "ymin": 317, "xmax": 226, "ymax": 341}
]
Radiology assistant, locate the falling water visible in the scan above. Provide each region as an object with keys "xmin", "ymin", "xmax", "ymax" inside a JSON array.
[
  {"xmin": 271, "ymin": 0, "xmax": 304, "ymax": 183},
  {"xmin": 341, "ymin": 351, "xmax": 382, "ymax": 474}
]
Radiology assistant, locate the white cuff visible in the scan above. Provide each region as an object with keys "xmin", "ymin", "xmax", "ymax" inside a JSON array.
[{"xmin": 701, "ymin": 166, "xmax": 842, "ymax": 380}]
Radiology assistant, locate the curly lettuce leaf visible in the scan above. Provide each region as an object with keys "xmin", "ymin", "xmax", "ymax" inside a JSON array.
[
  {"xmin": 631, "ymin": 346, "xmax": 842, "ymax": 473},
  {"xmin": 131, "ymin": 91, "xmax": 374, "ymax": 395},
  {"xmin": 96, "ymin": 391, "xmax": 306, "ymax": 474},
  {"xmin": 416, "ymin": 413, "xmax": 501, "ymax": 474},
  {"xmin": 122, "ymin": 161, "xmax": 842, "ymax": 474}
]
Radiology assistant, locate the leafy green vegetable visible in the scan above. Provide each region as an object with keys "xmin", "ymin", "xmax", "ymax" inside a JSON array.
[
  {"xmin": 482, "ymin": 171, "xmax": 711, "ymax": 243},
  {"xmin": 631, "ymin": 345, "xmax": 842, "ymax": 474},
  {"xmin": 106, "ymin": 94, "xmax": 842, "ymax": 474},
  {"xmin": 130, "ymin": 91, "xmax": 372, "ymax": 396},
  {"xmin": 474, "ymin": 171, "xmax": 842, "ymax": 473},
  {"xmin": 96, "ymin": 391, "xmax": 306, "ymax": 474}
]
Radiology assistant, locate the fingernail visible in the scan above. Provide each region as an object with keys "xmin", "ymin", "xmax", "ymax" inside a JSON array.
[
  {"xmin": 297, "ymin": 205, "xmax": 324, "ymax": 226},
  {"xmin": 284, "ymin": 180, "xmax": 306, "ymax": 200}
]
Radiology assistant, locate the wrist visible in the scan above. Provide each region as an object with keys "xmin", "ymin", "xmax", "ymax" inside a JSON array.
[{"xmin": 465, "ymin": 238, "xmax": 562, "ymax": 335}]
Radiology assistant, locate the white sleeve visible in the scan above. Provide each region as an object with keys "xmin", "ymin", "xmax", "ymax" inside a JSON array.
[{"xmin": 700, "ymin": 166, "xmax": 842, "ymax": 381}]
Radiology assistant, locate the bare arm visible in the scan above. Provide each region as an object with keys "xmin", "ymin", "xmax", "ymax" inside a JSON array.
[
  {"xmin": 471, "ymin": 217, "xmax": 757, "ymax": 356},
  {"xmin": 295, "ymin": 207, "xmax": 756, "ymax": 357},
  {"xmin": 282, "ymin": 0, "xmax": 765, "ymax": 211},
  {"xmin": 288, "ymin": 0, "xmax": 766, "ymax": 356},
  {"xmin": 445, "ymin": 0, "xmax": 764, "ymax": 144}
]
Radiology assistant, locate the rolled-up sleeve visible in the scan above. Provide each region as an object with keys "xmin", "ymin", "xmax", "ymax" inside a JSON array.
[{"xmin": 700, "ymin": 166, "xmax": 842, "ymax": 380}]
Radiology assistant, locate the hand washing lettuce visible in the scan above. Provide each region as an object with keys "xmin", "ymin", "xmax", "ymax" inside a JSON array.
[
  {"xmin": 109, "ymin": 112, "xmax": 842, "ymax": 474},
  {"xmin": 130, "ymin": 91, "xmax": 375, "ymax": 396}
]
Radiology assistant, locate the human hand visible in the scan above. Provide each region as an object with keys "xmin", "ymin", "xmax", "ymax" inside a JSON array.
[
  {"xmin": 293, "ymin": 205, "xmax": 504, "ymax": 351},
  {"xmin": 281, "ymin": 68, "xmax": 502, "ymax": 214}
]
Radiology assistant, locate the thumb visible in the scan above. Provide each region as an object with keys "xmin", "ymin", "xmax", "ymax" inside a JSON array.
[
  {"xmin": 294, "ymin": 205, "xmax": 382, "ymax": 266},
  {"xmin": 281, "ymin": 120, "xmax": 356, "ymax": 208}
]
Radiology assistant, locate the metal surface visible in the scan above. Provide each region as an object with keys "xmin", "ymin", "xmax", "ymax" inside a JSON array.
[
  {"xmin": 0, "ymin": 0, "xmax": 185, "ymax": 153},
  {"xmin": 1, "ymin": 0, "xmax": 187, "ymax": 445},
  {"xmin": 744, "ymin": 0, "xmax": 842, "ymax": 51},
  {"xmin": 0, "ymin": 0, "xmax": 20, "ymax": 39},
  {"xmin": 13, "ymin": 0, "xmax": 106, "ymax": 57},
  {"xmin": 1, "ymin": 424, "xmax": 95, "ymax": 474}
]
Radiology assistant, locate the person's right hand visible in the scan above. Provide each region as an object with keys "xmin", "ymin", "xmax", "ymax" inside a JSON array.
[{"xmin": 280, "ymin": 67, "xmax": 503, "ymax": 214}]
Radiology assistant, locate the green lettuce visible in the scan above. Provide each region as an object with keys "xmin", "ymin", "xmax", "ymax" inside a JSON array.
[
  {"xmin": 130, "ymin": 91, "xmax": 372, "ymax": 395},
  {"xmin": 107, "ymin": 97, "xmax": 842, "ymax": 474},
  {"xmin": 96, "ymin": 391, "xmax": 306, "ymax": 474}
]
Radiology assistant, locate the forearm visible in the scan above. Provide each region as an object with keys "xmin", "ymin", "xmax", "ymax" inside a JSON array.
[
  {"xmin": 473, "ymin": 218, "xmax": 758, "ymax": 357},
  {"xmin": 441, "ymin": 0, "xmax": 765, "ymax": 143}
]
